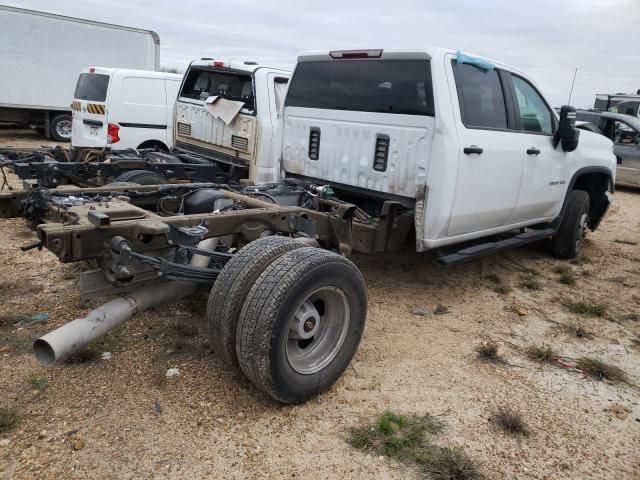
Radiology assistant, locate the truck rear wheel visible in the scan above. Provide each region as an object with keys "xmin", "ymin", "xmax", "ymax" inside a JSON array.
[
  {"xmin": 50, "ymin": 114, "xmax": 72, "ymax": 142},
  {"xmin": 112, "ymin": 170, "xmax": 167, "ymax": 185},
  {"xmin": 552, "ymin": 190, "xmax": 590, "ymax": 259},
  {"xmin": 236, "ymin": 248, "xmax": 367, "ymax": 404},
  {"xmin": 206, "ymin": 236, "xmax": 307, "ymax": 368}
]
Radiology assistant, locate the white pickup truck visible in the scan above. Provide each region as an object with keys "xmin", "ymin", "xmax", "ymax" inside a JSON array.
[
  {"xmin": 4, "ymin": 48, "xmax": 617, "ymax": 405},
  {"xmin": 173, "ymin": 59, "xmax": 291, "ymax": 184},
  {"xmin": 280, "ymin": 48, "xmax": 616, "ymax": 261}
]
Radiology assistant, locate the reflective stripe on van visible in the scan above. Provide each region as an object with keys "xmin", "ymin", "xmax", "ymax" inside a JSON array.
[
  {"xmin": 86, "ymin": 103, "xmax": 106, "ymax": 115},
  {"xmin": 71, "ymin": 100, "xmax": 81, "ymax": 111}
]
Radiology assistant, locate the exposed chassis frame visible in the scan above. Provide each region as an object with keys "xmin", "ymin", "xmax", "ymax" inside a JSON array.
[{"xmin": 0, "ymin": 183, "xmax": 414, "ymax": 263}]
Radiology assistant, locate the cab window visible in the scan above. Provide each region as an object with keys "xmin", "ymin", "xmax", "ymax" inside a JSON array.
[
  {"xmin": 452, "ymin": 63, "xmax": 508, "ymax": 129},
  {"xmin": 511, "ymin": 76, "xmax": 554, "ymax": 135},
  {"xmin": 613, "ymin": 121, "xmax": 640, "ymax": 144}
]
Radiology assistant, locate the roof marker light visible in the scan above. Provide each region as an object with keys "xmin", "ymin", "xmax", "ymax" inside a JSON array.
[
  {"xmin": 212, "ymin": 60, "xmax": 229, "ymax": 68},
  {"xmin": 329, "ymin": 49, "xmax": 383, "ymax": 59},
  {"xmin": 89, "ymin": 67, "xmax": 95, "ymax": 73}
]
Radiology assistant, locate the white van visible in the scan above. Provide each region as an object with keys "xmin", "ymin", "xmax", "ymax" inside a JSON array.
[{"xmin": 71, "ymin": 68, "xmax": 182, "ymax": 151}]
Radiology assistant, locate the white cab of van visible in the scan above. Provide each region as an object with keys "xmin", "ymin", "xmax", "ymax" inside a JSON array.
[{"xmin": 71, "ymin": 67, "xmax": 182, "ymax": 151}]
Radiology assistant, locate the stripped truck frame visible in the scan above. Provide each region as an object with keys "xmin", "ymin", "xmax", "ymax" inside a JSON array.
[{"xmin": 0, "ymin": 48, "xmax": 617, "ymax": 404}]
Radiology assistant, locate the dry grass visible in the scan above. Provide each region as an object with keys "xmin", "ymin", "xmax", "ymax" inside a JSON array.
[
  {"xmin": 492, "ymin": 406, "xmax": 529, "ymax": 435},
  {"xmin": 576, "ymin": 357, "xmax": 626, "ymax": 382},
  {"xmin": 519, "ymin": 272, "xmax": 541, "ymax": 291},
  {"xmin": 563, "ymin": 299, "xmax": 607, "ymax": 317},
  {"xmin": 484, "ymin": 273, "xmax": 501, "ymax": 284},
  {"xmin": 423, "ymin": 446, "xmax": 485, "ymax": 480},
  {"xmin": 0, "ymin": 406, "xmax": 19, "ymax": 433},
  {"xmin": 26, "ymin": 372, "xmax": 48, "ymax": 390},
  {"xmin": 526, "ymin": 344, "xmax": 557, "ymax": 363},
  {"xmin": 474, "ymin": 340, "xmax": 501, "ymax": 363},
  {"xmin": 493, "ymin": 284, "xmax": 512, "ymax": 295},
  {"xmin": 348, "ymin": 411, "xmax": 441, "ymax": 460},
  {"xmin": 564, "ymin": 323, "xmax": 591, "ymax": 339}
]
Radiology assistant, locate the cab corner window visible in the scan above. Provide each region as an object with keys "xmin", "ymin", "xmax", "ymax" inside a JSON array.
[
  {"xmin": 511, "ymin": 76, "xmax": 553, "ymax": 135},
  {"xmin": 453, "ymin": 63, "xmax": 507, "ymax": 129}
]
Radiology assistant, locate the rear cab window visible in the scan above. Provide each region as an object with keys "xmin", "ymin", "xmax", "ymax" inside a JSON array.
[
  {"xmin": 74, "ymin": 73, "xmax": 110, "ymax": 102},
  {"xmin": 179, "ymin": 68, "xmax": 255, "ymax": 112},
  {"xmin": 285, "ymin": 59, "xmax": 434, "ymax": 116}
]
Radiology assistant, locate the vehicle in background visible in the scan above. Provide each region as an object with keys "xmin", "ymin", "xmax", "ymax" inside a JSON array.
[
  {"xmin": 0, "ymin": 5, "xmax": 159, "ymax": 142},
  {"xmin": 72, "ymin": 68, "xmax": 182, "ymax": 151},
  {"xmin": 174, "ymin": 59, "xmax": 290, "ymax": 183},
  {"xmin": 576, "ymin": 110, "xmax": 640, "ymax": 187},
  {"xmin": 2, "ymin": 60, "xmax": 290, "ymax": 189},
  {"xmin": 594, "ymin": 91, "xmax": 640, "ymax": 117}
]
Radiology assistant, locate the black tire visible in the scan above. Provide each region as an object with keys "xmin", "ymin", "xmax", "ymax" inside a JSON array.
[
  {"xmin": 236, "ymin": 248, "xmax": 367, "ymax": 404},
  {"xmin": 112, "ymin": 170, "xmax": 167, "ymax": 185},
  {"xmin": 50, "ymin": 114, "xmax": 72, "ymax": 142},
  {"xmin": 206, "ymin": 236, "xmax": 307, "ymax": 368},
  {"xmin": 552, "ymin": 190, "xmax": 590, "ymax": 259}
]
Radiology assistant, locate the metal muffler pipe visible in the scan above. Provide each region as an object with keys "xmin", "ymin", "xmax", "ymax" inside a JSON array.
[{"xmin": 34, "ymin": 238, "xmax": 218, "ymax": 365}]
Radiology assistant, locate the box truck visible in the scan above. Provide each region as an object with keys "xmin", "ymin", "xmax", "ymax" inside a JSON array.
[{"xmin": 0, "ymin": 5, "xmax": 160, "ymax": 141}]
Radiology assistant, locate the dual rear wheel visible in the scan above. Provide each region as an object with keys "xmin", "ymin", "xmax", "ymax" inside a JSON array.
[{"xmin": 206, "ymin": 236, "xmax": 367, "ymax": 404}]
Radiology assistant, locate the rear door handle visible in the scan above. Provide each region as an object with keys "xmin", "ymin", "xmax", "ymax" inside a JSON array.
[
  {"xmin": 526, "ymin": 147, "xmax": 541, "ymax": 155},
  {"xmin": 83, "ymin": 119, "xmax": 103, "ymax": 127},
  {"xmin": 463, "ymin": 146, "xmax": 483, "ymax": 155}
]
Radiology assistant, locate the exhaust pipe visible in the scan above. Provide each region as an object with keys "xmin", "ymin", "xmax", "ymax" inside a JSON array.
[{"xmin": 34, "ymin": 238, "xmax": 218, "ymax": 365}]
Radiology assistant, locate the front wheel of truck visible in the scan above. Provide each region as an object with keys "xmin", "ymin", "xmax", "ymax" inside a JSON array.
[
  {"xmin": 236, "ymin": 248, "xmax": 367, "ymax": 404},
  {"xmin": 552, "ymin": 190, "xmax": 590, "ymax": 259}
]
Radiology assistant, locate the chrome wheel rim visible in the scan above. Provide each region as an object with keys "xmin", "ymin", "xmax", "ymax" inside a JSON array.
[
  {"xmin": 56, "ymin": 119, "xmax": 72, "ymax": 139},
  {"xmin": 575, "ymin": 213, "xmax": 588, "ymax": 252},
  {"xmin": 285, "ymin": 287, "xmax": 350, "ymax": 375}
]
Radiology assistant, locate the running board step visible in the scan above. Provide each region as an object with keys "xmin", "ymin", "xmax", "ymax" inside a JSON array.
[{"xmin": 436, "ymin": 228, "xmax": 555, "ymax": 267}]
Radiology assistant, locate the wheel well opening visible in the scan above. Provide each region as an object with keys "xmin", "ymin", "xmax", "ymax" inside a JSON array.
[
  {"xmin": 573, "ymin": 172, "xmax": 611, "ymax": 228},
  {"xmin": 137, "ymin": 140, "xmax": 169, "ymax": 152}
]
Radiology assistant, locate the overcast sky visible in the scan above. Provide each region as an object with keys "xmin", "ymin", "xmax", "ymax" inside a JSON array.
[{"xmin": 7, "ymin": 0, "xmax": 640, "ymax": 107}]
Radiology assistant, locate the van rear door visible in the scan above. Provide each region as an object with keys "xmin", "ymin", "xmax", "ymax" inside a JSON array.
[
  {"xmin": 71, "ymin": 71, "xmax": 110, "ymax": 148},
  {"xmin": 282, "ymin": 53, "xmax": 435, "ymax": 199}
]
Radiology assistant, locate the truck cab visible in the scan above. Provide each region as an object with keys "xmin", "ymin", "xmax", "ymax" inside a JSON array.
[
  {"xmin": 281, "ymin": 48, "xmax": 616, "ymax": 258},
  {"xmin": 173, "ymin": 60, "xmax": 290, "ymax": 183}
]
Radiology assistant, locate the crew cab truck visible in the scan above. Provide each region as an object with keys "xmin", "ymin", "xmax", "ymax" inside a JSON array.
[{"xmin": 0, "ymin": 48, "xmax": 615, "ymax": 405}]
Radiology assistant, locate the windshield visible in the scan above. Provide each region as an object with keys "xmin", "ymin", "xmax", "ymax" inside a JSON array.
[
  {"xmin": 74, "ymin": 73, "xmax": 110, "ymax": 102},
  {"xmin": 179, "ymin": 68, "xmax": 255, "ymax": 110},
  {"xmin": 285, "ymin": 59, "xmax": 434, "ymax": 116}
]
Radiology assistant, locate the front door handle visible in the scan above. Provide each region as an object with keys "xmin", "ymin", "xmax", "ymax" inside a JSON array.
[
  {"xmin": 526, "ymin": 147, "xmax": 541, "ymax": 155},
  {"xmin": 463, "ymin": 146, "xmax": 483, "ymax": 155}
]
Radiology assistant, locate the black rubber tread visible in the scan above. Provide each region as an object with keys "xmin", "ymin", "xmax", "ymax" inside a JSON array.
[
  {"xmin": 236, "ymin": 248, "xmax": 367, "ymax": 404},
  {"xmin": 112, "ymin": 169, "xmax": 168, "ymax": 185},
  {"xmin": 50, "ymin": 114, "xmax": 72, "ymax": 142},
  {"xmin": 552, "ymin": 190, "xmax": 590, "ymax": 259},
  {"xmin": 206, "ymin": 236, "xmax": 308, "ymax": 368}
]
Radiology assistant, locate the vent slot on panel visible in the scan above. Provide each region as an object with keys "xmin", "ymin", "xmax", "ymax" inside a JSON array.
[
  {"xmin": 231, "ymin": 135, "xmax": 249, "ymax": 151},
  {"xmin": 373, "ymin": 134, "xmax": 390, "ymax": 171},
  {"xmin": 308, "ymin": 127, "xmax": 321, "ymax": 160},
  {"xmin": 177, "ymin": 122, "xmax": 191, "ymax": 137}
]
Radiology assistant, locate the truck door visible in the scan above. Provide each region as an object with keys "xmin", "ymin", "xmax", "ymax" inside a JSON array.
[
  {"xmin": 71, "ymin": 72, "xmax": 110, "ymax": 148},
  {"xmin": 612, "ymin": 119, "xmax": 640, "ymax": 185},
  {"xmin": 504, "ymin": 74, "xmax": 565, "ymax": 224},
  {"xmin": 446, "ymin": 59, "xmax": 525, "ymax": 237}
]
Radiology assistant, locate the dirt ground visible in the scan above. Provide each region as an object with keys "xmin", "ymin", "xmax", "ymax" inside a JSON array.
[{"xmin": 0, "ymin": 130, "xmax": 638, "ymax": 479}]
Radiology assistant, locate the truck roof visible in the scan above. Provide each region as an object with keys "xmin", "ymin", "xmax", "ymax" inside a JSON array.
[
  {"xmin": 294, "ymin": 47, "xmax": 534, "ymax": 91},
  {"xmin": 188, "ymin": 59, "xmax": 290, "ymax": 75},
  {"xmin": 577, "ymin": 109, "xmax": 640, "ymax": 130},
  {"xmin": 81, "ymin": 67, "xmax": 182, "ymax": 80},
  {"xmin": 0, "ymin": 5, "xmax": 159, "ymax": 42}
]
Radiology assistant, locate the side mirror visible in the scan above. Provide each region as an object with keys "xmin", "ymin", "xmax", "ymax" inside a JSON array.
[{"xmin": 554, "ymin": 105, "xmax": 580, "ymax": 152}]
